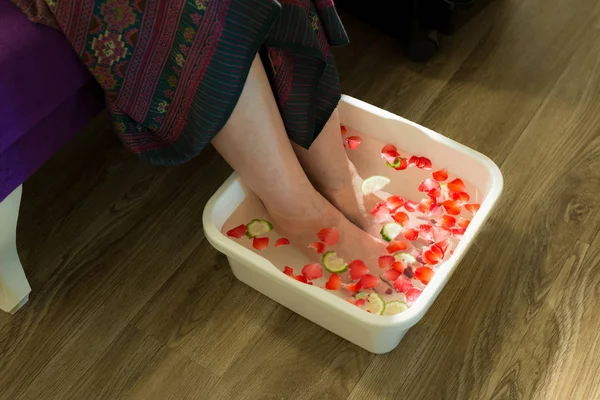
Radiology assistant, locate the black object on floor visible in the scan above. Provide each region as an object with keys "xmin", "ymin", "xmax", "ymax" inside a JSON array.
[{"xmin": 336, "ymin": 0, "xmax": 494, "ymax": 62}]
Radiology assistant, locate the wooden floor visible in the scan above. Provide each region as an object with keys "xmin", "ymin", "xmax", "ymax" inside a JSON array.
[{"xmin": 2, "ymin": 0, "xmax": 600, "ymax": 398}]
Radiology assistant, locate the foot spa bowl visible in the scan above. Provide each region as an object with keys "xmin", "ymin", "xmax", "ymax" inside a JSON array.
[{"xmin": 203, "ymin": 95, "xmax": 503, "ymax": 354}]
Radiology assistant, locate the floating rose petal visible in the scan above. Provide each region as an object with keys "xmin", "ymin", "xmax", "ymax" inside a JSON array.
[
  {"xmin": 340, "ymin": 125, "xmax": 347, "ymax": 135},
  {"xmin": 359, "ymin": 274, "xmax": 379, "ymax": 289},
  {"xmin": 441, "ymin": 215, "xmax": 457, "ymax": 228},
  {"xmin": 383, "ymin": 269, "xmax": 401, "ymax": 282},
  {"xmin": 302, "ymin": 263, "xmax": 323, "ymax": 280},
  {"xmin": 403, "ymin": 226, "xmax": 419, "ymax": 241},
  {"xmin": 443, "ymin": 200, "xmax": 462, "ymax": 215},
  {"xmin": 430, "ymin": 203, "xmax": 445, "ymax": 218},
  {"xmin": 405, "ymin": 288, "xmax": 422, "ymax": 303},
  {"xmin": 378, "ymin": 255, "xmax": 395, "ymax": 269},
  {"xmin": 308, "ymin": 242, "xmax": 326, "ymax": 254},
  {"xmin": 447, "ymin": 178, "xmax": 466, "ymax": 193},
  {"xmin": 393, "ymin": 158, "xmax": 408, "ymax": 170},
  {"xmin": 252, "ymin": 237, "xmax": 269, "ymax": 251},
  {"xmin": 419, "ymin": 198, "xmax": 434, "ymax": 213},
  {"xmin": 346, "ymin": 136, "xmax": 362, "ymax": 149},
  {"xmin": 387, "ymin": 240, "xmax": 408, "ymax": 253},
  {"xmin": 465, "ymin": 203, "xmax": 481, "ymax": 214},
  {"xmin": 404, "ymin": 200, "xmax": 419, "ymax": 212},
  {"xmin": 381, "ymin": 144, "xmax": 400, "ymax": 164},
  {"xmin": 432, "ymin": 168, "xmax": 449, "ymax": 182},
  {"xmin": 343, "ymin": 282, "xmax": 362, "ymax": 293},
  {"xmin": 318, "ymin": 227, "xmax": 339, "ymax": 246},
  {"xmin": 275, "ymin": 238, "xmax": 290, "ymax": 247},
  {"xmin": 293, "ymin": 275, "xmax": 309, "ymax": 284},
  {"xmin": 418, "ymin": 224, "xmax": 433, "ymax": 241},
  {"xmin": 414, "ymin": 267, "xmax": 434, "ymax": 285},
  {"xmin": 404, "ymin": 266, "xmax": 414, "ymax": 278},
  {"xmin": 394, "ymin": 276, "xmax": 413, "ymax": 293},
  {"xmin": 418, "ymin": 178, "xmax": 441, "ymax": 193},
  {"xmin": 283, "ymin": 266, "xmax": 294, "ymax": 276},
  {"xmin": 386, "ymin": 196, "xmax": 405, "ymax": 212},
  {"xmin": 428, "ymin": 188, "xmax": 442, "ymax": 199},
  {"xmin": 435, "ymin": 238, "xmax": 451, "ymax": 254},
  {"xmin": 433, "ymin": 225, "xmax": 452, "ymax": 242},
  {"xmin": 349, "ymin": 260, "xmax": 369, "ymax": 280},
  {"xmin": 416, "ymin": 157, "xmax": 432, "ymax": 170},
  {"xmin": 370, "ymin": 203, "xmax": 391, "ymax": 220},
  {"xmin": 408, "ymin": 155, "xmax": 419, "ymax": 167},
  {"xmin": 356, "ymin": 298, "xmax": 366, "ymax": 307},
  {"xmin": 452, "ymin": 227, "xmax": 466, "ymax": 238},
  {"xmin": 226, "ymin": 224, "xmax": 247, "ymax": 239},
  {"xmin": 451, "ymin": 191, "xmax": 471, "ymax": 203},
  {"xmin": 393, "ymin": 211, "xmax": 410, "ymax": 225},
  {"xmin": 422, "ymin": 245, "xmax": 443, "ymax": 265},
  {"xmin": 325, "ymin": 273, "xmax": 341, "ymax": 290},
  {"xmin": 458, "ymin": 218, "xmax": 471, "ymax": 229},
  {"xmin": 392, "ymin": 261, "xmax": 405, "ymax": 274}
]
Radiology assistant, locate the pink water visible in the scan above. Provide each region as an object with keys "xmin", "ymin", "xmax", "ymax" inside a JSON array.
[{"xmin": 221, "ymin": 126, "xmax": 483, "ymax": 313}]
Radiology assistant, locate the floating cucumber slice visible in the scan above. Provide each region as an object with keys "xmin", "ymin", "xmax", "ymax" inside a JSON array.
[
  {"xmin": 245, "ymin": 219, "xmax": 273, "ymax": 238},
  {"xmin": 380, "ymin": 222, "xmax": 402, "ymax": 242},
  {"xmin": 361, "ymin": 176, "xmax": 391, "ymax": 195},
  {"xmin": 322, "ymin": 251, "xmax": 348, "ymax": 273},
  {"xmin": 365, "ymin": 293, "xmax": 385, "ymax": 315},
  {"xmin": 394, "ymin": 252, "xmax": 417, "ymax": 264},
  {"xmin": 382, "ymin": 301, "xmax": 408, "ymax": 316}
]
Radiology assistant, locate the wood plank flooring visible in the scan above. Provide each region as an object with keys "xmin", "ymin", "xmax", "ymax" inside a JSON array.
[{"xmin": 1, "ymin": 0, "xmax": 599, "ymax": 398}]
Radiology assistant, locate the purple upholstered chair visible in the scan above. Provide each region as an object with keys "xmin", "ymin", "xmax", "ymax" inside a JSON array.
[{"xmin": 0, "ymin": 1, "xmax": 104, "ymax": 313}]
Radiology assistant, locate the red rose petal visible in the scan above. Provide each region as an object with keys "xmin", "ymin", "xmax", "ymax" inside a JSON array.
[
  {"xmin": 378, "ymin": 255, "xmax": 395, "ymax": 269},
  {"xmin": 432, "ymin": 168, "xmax": 449, "ymax": 182},
  {"xmin": 392, "ymin": 261, "xmax": 405, "ymax": 274},
  {"xmin": 386, "ymin": 195, "xmax": 405, "ymax": 212},
  {"xmin": 403, "ymin": 226, "xmax": 419, "ymax": 241},
  {"xmin": 452, "ymin": 227, "xmax": 466, "ymax": 238},
  {"xmin": 419, "ymin": 198, "xmax": 434, "ymax": 213},
  {"xmin": 387, "ymin": 240, "xmax": 408, "ymax": 253},
  {"xmin": 381, "ymin": 144, "xmax": 400, "ymax": 164},
  {"xmin": 428, "ymin": 188, "xmax": 442, "ymax": 199},
  {"xmin": 394, "ymin": 276, "xmax": 413, "ymax": 293},
  {"xmin": 447, "ymin": 178, "xmax": 466, "ymax": 193},
  {"xmin": 430, "ymin": 203, "xmax": 445, "ymax": 218},
  {"xmin": 417, "ymin": 157, "xmax": 432, "ymax": 170},
  {"xmin": 252, "ymin": 237, "xmax": 269, "ymax": 251},
  {"xmin": 226, "ymin": 224, "xmax": 247, "ymax": 239},
  {"xmin": 422, "ymin": 250, "xmax": 440, "ymax": 265},
  {"xmin": 435, "ymin": 238, "xmax": 451, "ymax": 254},
  {"xmin": 465, "ymin": 203, "xmax": 481, "ymax": 214},
  {"xmin": 394, "ymin": 158, "xmax": 409, "ymax": 170},
  {"xmin": 451, "ymin": 191, "xmax": 471, "ymax": 203},
  {"xmin": 325, "ymin": 273, "xmax": 341, "ymax": 290},
  {"xmin": 392, "ymin": 211, "xmax": 410, "ymax": 225},
  {"xmin": 443, "ymin": 200, "xmax": 462, "ymax": 215},
  {"xmin": 283, "ymin": 266, "xmax": 294, "ymax": 276},
  {"xmin": 458, "ymin": 218, "xmax": 471, "ymax": 229},
  {"xmin": 275, "ymin": 238, "xmax": 290, "ymax": 247},
  {"xmin": 318, "ymin": 227, "xmax": 340, "ymax": 246},
  {"xmin": 308, "ymin": 242, "xmax": 326, "ymax": 254},
  {"xmin": 355, "ymin": 298, "xmax": 366, "ymax": 307},
  {"xmin": 405, "ymin": 288, "xmax": 422, "ymax": 303},
  {"xmin": 418, "ymin": 178, "xmax": 441, "ymax": 193},
  {"xmin": 370, "ymin": 203, "xmax": 391, "ymax": 220},
  {"xmin": 302, "ymin": 263, "xmax": 323, "ymax": 280},
  {"xmin": 383, "ymin": 269, "xmax": 401, "ymax": 282},
  {"xmin": 349, "ymin": 259, "xmax": 369, "ymax": 280},
  {"xmin": 418, "ymin": 224, "xmax": 433, "ymax": 241},
  {"xmin": 440, "ymin": 215, "xmax": 457, "ymax": 228},
  {"xmin": 346, "ymin": 136, "xmax": 362, "ymax": 150},
  {"xmin": 359, "ymin": 274, "xmax": 379, "ymax": 289},
  {"xmin": 408, "ymin": 155, "xmax": 419, "ymax": 167},
  {"xmin": 404, "ymin": 200, "xmax": 419, "ymax": 212},
  {"xmin": 293, "ymin": 275, "xmax": 309, "ymax": 283},
  {"xmin": 340, "ymin": 125, "xmax": 347, "ymax": 135},
  {"xmin": 433, "ymin": 225, "xmax": 452, "ymax": 242},
  {"xmin": 342, "ymin": 282, "xmax": 362, "ymax": 293},
  {"xmin": 414, "ymin": 266, "xmax": 434, "ymax": 285}
]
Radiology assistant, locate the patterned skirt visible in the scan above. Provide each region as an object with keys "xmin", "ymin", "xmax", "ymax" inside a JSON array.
[{"xmin": 44, "ymin": 0, "xmax": 349, "ymax": 165}]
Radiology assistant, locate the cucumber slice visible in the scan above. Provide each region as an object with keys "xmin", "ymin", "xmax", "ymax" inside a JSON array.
[
  {"xmin": 394, "ymin": 252, "xmax": 417, "ymax": 264},
  {"xmin": 365, "ymin": 293, "xmax": 385, "ymax": 315},
  {"xmin": 245, "ymin": 219, "xmax": 273, "ymax": 238},
  {"xmin": 322, "ymin": 251, "xmax": 348, "ymax": 273},
  {"xmin": 361, "ymin": 176, "xmax": 391, "ymax": 195},
  {"xmin": 380, "ymin": 222, "xmax": 402, "ymax": 242},
  {"xmin": 382, "ymin": 301, "xmax": 408, "ymax": 316},
  {"xmin": 386, "ymin": 158, "xmax": 401, "ymax": 168}
]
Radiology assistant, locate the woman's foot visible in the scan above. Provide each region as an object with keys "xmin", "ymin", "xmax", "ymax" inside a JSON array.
[{"xmin": 267, "ymin": 191, "xmax": 392, "ymax": 292}]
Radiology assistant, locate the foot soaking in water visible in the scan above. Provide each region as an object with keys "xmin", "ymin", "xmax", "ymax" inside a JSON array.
[{"xmin": 222, "ymin": 126, "xmax": 482, "ymax": 315}]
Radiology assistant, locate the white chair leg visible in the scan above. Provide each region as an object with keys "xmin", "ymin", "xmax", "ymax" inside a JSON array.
[{"xmin": 0, "ymin": 185, "xmax": 31, "ymax": 314}]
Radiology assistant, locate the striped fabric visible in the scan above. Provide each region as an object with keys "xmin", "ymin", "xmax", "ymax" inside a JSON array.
[{"xmin": 41, "ymin": 0, "xmax": 349, "ymax": 165}]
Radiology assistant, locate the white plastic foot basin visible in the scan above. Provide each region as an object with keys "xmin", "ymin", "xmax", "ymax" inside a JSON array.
[{"xmin": 203, "ymin": 95, "xmax": 503, "ymax": 354}]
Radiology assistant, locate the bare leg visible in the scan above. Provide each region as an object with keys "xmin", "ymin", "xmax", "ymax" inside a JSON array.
[
  {"xmin": 212, "ymin": 56, "xmax": 388, "ymax": 279},
  {"xmin": 292, "ymin": 110, "xmax": 381, "ymax": 236}
]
